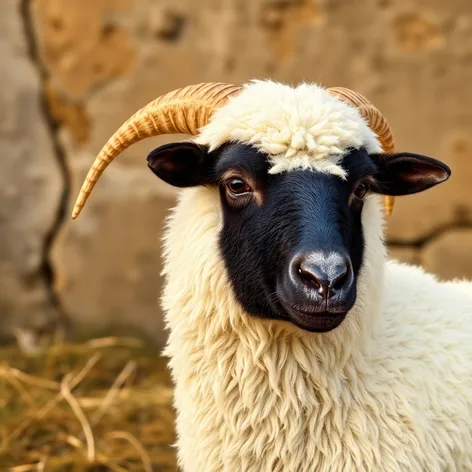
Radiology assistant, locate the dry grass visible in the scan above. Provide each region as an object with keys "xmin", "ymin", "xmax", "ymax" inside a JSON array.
[{"xmin": 0, "ymin": 335, "xmax": 177, "ymax": 471}]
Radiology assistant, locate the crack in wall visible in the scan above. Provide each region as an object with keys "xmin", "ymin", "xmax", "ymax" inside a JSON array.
[
  {"xmin": 20, "ymin": 0, "xmax": 71, "ymax": 329},
  {"xmin": 388, "ymin": 222, "xmax": 472, "ymax": 249}
]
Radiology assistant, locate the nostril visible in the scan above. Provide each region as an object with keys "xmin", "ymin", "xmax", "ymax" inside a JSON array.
[
  {"xmin": 331, "ymin": 266, "xmax": 349, "ymax": 291},
  {"xmin": 298, "ymin": 265, "xmax": 319, "ymax": 288},
  {"xmin": 298, "ymin": 262, "xmax": 329, "ymax": 295}
]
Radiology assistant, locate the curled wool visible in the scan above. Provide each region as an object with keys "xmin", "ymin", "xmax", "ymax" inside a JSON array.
[{"xmin": 195, "ymin": 79, "xmax": 382, "ymax": 179}]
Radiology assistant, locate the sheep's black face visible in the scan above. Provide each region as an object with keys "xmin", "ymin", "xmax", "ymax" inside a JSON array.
[
  {"xmin": 212, "ymin": 144, "xmax": 372, "ymax": 332},
  {"xmin": 147, "ymin": 141, "xmax": 451, "ymax": 333}
]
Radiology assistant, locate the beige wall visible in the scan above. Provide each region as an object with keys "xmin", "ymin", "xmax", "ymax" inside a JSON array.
[{"xmin": 1, "ymin": 0, "xmax": 471, "ymax": 345}]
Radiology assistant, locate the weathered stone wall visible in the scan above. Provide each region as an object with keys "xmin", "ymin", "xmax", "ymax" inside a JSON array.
[
  {"xmin": 1, "ymin": 0, "xmax": 471, "ymax": 345},
  {"xmin": 0, "ymin": 0, "xmax": 63, "ymax": 341}
]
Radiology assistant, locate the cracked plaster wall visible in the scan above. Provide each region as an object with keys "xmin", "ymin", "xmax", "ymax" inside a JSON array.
[{"xmin": 1, "ymin": 0, "xmax": 471, "ymax": 345}]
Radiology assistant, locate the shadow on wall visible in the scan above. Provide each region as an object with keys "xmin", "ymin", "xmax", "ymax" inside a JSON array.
[{"xmin": 1, "ymin": 0, "xmax": 471, "ymax": 345}]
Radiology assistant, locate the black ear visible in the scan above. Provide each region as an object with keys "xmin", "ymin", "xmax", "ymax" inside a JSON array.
[
  {"xmin": 369, "ymin": 152, "xmax": 451, "ymax": 196},
  {"xmin": 146, "ymin": 141, "xmax": 212, "ymax": 187}
]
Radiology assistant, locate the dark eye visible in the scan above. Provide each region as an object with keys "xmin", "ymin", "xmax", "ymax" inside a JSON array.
[
  {"xmin": 227, "ymin": 178, "xmax": 251, "ymax": 196},
  {"xmin": 354, "ymin": 182, "xmax": 369, "ymax": 199}
]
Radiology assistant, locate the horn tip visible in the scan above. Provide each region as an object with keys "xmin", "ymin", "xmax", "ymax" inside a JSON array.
[
  {"xmin": 385, "ymin": 197, "xmax": 395, "ymax": 216},
  {"xmin": 71, "ymin": 207, "xmax": 80, "ymax": 219}
]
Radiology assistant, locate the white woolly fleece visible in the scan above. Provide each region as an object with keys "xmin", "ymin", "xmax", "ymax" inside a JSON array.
[
  {"xmin": 195, "ymin": 80, "xmax": 383, "ymax": 178},
  {"xmin": 157, "ymin": 80, "xmax": 471, "ymax": 470},
  {"xmin": 161, "ymin": 186, "xmax": 472, "ymax": 472}
]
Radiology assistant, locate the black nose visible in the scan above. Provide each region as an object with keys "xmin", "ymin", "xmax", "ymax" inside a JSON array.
[{"xmin": 291, "ymin": 251, "xmax": 353, "ymax": 301}]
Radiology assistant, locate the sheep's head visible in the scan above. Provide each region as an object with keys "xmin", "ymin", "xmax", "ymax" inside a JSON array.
[{"xmin": 72, "ymin": 81, "xmax": 451, "ymax": 333}]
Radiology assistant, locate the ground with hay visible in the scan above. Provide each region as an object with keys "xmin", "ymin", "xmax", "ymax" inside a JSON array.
[{"xmin": 0, "ymin": 335, "xmax": 177, "ymax": 471}]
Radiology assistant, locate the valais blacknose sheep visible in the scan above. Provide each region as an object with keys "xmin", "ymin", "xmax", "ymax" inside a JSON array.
[{"xmin": 72, "ymin": 81, "xmax": 472, "ymax": 472}]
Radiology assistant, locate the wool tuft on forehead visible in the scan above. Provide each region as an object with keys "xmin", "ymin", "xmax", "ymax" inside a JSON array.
[{"xmin": 195, "ymin": 80, "xmax": 382, "ymax": 178}]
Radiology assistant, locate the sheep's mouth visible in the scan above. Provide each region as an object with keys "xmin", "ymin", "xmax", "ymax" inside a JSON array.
[{"xmin": 278, "ymin": 300, "xmax": 347, "ymax": 333}]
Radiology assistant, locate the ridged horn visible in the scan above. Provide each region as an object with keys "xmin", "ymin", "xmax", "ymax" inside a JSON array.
[
  {"xmin": 71, "ymin": 82, "xmax": 242, "ymax": 219},
  {"xmin": 327, "ymin": 87, "xmax": 396, "ymax": 216}
]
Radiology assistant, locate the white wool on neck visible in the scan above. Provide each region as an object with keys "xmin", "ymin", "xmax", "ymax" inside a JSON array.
[
  {"xmin": 195, "ymin": 80, "xmax": 383, "ymax": 178},
  {"xmin": 161, "ymin": 187, "xmax": 472, "ymax": 471},
  {"xmin": 161, "ymin": 187, "xmax": 389, "ymax": 471}
]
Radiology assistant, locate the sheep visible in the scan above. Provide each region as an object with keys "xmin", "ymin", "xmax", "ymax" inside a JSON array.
[{"xmin": 71, "ymin": 80, "xmax": 472, "ymax": 472}]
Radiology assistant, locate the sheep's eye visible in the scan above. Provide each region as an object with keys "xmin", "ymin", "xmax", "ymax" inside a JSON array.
[
  {"xmin": 354, "ymin": 183, "xmax": 369, "ymax": 199},
  {"xmin": 227, "ymin": 178, "xmax": 251, "ymax": 196}
]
